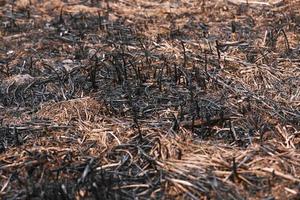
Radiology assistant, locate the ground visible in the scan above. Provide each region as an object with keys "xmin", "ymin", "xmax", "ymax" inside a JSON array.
[{"xmin": 0, "ymin": 0, "xmax": 300, "ymax": 199}]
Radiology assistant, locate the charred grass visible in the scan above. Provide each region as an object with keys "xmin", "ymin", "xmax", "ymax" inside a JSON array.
[{"xmin": 0, "ymin": 0, "xmax": 300, "ymax": 199}]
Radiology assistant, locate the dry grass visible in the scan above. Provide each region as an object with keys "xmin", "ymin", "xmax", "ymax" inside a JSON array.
[{"xmin": 0, "ymin": 0, "xmax": 300, "ymax": 199}]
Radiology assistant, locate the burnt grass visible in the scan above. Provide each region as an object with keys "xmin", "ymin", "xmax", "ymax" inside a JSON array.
[{"xmin": 0, "ymin": 0, "xmax": 300, "ymax": 199}]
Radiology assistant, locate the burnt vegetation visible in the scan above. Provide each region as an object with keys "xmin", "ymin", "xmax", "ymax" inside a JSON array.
[{"xmin": 0, "ymin": 0, "xmax": 300, "ymax": 199}]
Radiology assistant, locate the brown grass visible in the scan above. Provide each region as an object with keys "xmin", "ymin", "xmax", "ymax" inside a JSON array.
[{"xmin": 0, "ymin": 0, "xmax": 300, "ymax": 199}]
